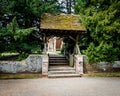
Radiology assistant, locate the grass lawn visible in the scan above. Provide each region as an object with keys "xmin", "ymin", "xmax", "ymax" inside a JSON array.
[
  {"xmin": 0, "ymin": 73, "xmax": 41, "ymax": 79},
  {"xmin": 87, "ymin": 72, "xmax": 120, "ymax": 77}
]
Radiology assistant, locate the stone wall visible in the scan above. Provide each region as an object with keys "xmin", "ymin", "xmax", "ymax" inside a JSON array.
[
  {"xmin": 86, "ymin": 61, "xmax": 120, "ymax": 72},
  {"xmin": 95, "ymin": 61, "xmax": 120, "ymax": 71},
  {"xmin": 0, "ymin": 55, "xmax": 42, "ymax": 73},
  {"xmin": 82, "ymin": 55, "xmax": 120, "ymax": 72}
]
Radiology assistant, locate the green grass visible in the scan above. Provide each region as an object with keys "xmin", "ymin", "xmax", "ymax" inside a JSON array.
[
  {"xmin": 0, "ymin": 74, "xmax": 41, "ymax": 79},
  {"xmin": 56, "ymin": 51, "xmax": 61, "ymax": 54},
  {"xmin": 88, "ymin": 72, "xmax": 120, "ymax": 77}
]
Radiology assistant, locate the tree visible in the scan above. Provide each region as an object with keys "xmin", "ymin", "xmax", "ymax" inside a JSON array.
[
  {"xmin": 60, "ymin": 0, "xmax": 77, "ymax": 14},
  {"xmin": 75, "ymin": 0, "xmax": 120, "ymax": 63},
  {"xmin": 0, "ymin": 0, "xmax": 61, "ymax": 56}
]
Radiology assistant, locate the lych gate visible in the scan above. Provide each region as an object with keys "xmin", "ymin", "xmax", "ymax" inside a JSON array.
[{"xmin": 40, "ymin": 14, "xmax": 86, "ymax": 77}]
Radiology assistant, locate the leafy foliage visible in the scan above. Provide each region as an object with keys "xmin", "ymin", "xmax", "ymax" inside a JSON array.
[
  {"xmin": 0, "ymin": 0, "xmax": 61, "ymax": 57},
  {"xmin": 75, "ymin": 0, "xmax": 120, "ymax": 63},
  {"xmin": 83, "ymin": 42, "xmax": 119, "ymax": 63},
  {"xmin": 61, "ymin": 37, "xmax": 75, "ymax": 56}
]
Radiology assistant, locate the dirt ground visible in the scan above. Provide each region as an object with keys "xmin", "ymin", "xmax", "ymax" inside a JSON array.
[{"xmin": 0, "ymin": 77, "xmax": 120, "ymax": 96}]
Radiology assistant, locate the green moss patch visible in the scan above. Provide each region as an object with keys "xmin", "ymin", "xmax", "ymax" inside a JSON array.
[{"xmin": 41, "ymin": 14, "xmax": 86, "ymax": 31}]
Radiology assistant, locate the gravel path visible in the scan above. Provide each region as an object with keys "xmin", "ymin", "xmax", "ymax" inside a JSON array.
[{"xmin": 0, "ymin": 77, "xmax": 120, "ymax": 96}]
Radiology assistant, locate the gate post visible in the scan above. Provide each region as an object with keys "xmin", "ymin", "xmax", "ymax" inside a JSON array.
[
  {"xmin": 42, "ymin": 54, "xmax": 49, "ymax": 76},
  {"xmin": 74, "ymin": 55, "xmax": 83, "ymax": 75}
]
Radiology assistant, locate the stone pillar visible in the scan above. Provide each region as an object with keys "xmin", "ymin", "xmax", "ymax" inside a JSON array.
[
  {"xmin": 43, "ymin": 35, "xmax": 48, "ymax": 54},
  {"xmin": 53, "ymin": 37, "xmax": 56, "ymax": 52},
  {"xmin": 69, "ymin": 54, "xmax": 74, "ymax": 67},
  {"xmin": 47, "ymin": 42, "xmax": 49, "ymax": 52},
  {"xmin": 42, "ymin": 54, "xmax": 49, "ymax": 76},
  {"xmin": 60, "ymin": 40, "xmax": 63, "ymax": 49},
  {"xmin": 43, "ymin": 43, "xmax": 47, "ymax": 54},
  {"xmin": 74, "ymin": 55, "xmax": 83, "ymax": 75}
]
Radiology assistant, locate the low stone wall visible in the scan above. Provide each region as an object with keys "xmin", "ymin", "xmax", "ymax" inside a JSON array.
[
  {"xmin": 0, "ymin": 55, "xmax": 42, "ymax": 73},
  {"xmin": 82, "ymin": 55, "xmax": 120, "ymax": 72},
  {"xmin": 92, "ymin": 61, "xmax": 120, "ymax": 71}
]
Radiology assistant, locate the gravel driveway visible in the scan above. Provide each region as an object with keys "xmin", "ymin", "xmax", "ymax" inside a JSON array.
[{"xmin": 0, "ymin": 77, "xmax": 120, "ymax": 96}]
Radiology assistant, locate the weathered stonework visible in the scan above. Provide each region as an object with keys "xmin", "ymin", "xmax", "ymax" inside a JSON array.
[
  {"xmin": 0, "ymin": 55, "xmax": 42, "ymax": 73},
  {"xmin": 0, "ymin": 61, "xmax": 24, "ymax": 73},
  {"xmin": 42, "ymin": 55, "xmax": 48, "ymax": 76},
  {"xmin": 74, "ymin": 55, "xmax": 83, "ymax": 74},
  {"xmin": 26, "ymin": 55, "xmax": 42, "ymax": 72},
  {"xmin": 95, "ymin": 61, "xmax": 120, "ymax": 71}
]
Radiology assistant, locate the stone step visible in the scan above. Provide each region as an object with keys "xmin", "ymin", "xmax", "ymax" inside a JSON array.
[
  {"xmin": 48, "ymin": 70, "xmax": 76, "ymax": 74},
  {"xmin": 49, "ymin": 60, "xmax": 68, "ymax": 64},
  {"xmin": 49, "ymin": 57, "xmax": 67, "ymax": 60},
  {"xmin": 49, "ymin": 60, "xmax": 68, "ymax": 63},
  {"xmin": 49, "ymin": 66, "xmax": 75, "ymax": 71},
  {"xmin": 49, "ymin": 55, "xmax": 66, "ymax": 58},
  {"xmin": 48, "ymin": 73, "xmax": 81, "ymax": 78},
  {"xmin": 49, "ymin": 56, "xmax": 66, "ymax": 58},
  {"xmin": 49, "ymin": 58, "xmax": 67, "ymax": 60},
  {"xmin": 49, "ymin": 63, "xmax": 68, "ymax": 65},
  {"xmin": 49, "ymin": 54, "xmax": 68, "ymax": 66}
]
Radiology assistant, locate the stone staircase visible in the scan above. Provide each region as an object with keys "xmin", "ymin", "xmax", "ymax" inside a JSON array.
[
  {"xmin": 49, "ymin": 54, "xmax": 68, "ymax": 66},
  {"xmin": 48, "ymin": 54, "xmax": 81, "ymax": 78}
]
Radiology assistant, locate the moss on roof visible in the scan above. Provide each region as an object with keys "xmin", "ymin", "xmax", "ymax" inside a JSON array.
[{"xmin": 40, "ymin": 14, "xmax": 86, "ymax": 31}]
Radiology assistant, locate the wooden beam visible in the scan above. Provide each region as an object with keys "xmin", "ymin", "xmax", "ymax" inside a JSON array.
[
  {"xmin": 73, "ymin": 34, "xmax": 81, "ymax": 55},
  {"xmin": 46, "ymin": 36, "xmax": 54, "ymax": 42},
  {"xmin": 69, "ymin": 36, "xmax": 76, "ymax": 42},
  {"xmin": 76, "ymin": 34, "xmax": 79, "ymax": 42}
]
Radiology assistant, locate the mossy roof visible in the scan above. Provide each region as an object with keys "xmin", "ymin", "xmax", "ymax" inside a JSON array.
[{"xmin": 40, "ymin": 14, "xmax": 86, "ymax": 32}]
